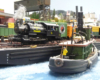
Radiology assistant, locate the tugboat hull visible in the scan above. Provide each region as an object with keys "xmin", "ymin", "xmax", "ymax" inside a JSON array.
[{"xmin": 49, "ymin": 47, "xmax": 98, "ymax": 73}]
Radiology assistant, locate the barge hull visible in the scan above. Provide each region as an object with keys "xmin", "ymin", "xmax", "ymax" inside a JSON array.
[{"xmin": 0, "ymin": 46, "xmax": 61, "ymax": 65}]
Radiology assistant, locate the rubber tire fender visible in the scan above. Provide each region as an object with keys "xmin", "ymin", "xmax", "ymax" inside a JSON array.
[
  {"xmin": 54, "ymin": 59, "xmax": 64, "ymax": 67},
  {"xmin": 98, "ymin": 52, "xmax": 100, "ymax": 56},
  {"xmin": 87, "ymin": 59, "xmax": 92, "ymax": 69}
]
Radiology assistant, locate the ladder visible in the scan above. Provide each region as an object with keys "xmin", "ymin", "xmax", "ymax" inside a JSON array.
[{"xmin": 60, "ymin": 42, "xmax": 68, "ymax": 58}]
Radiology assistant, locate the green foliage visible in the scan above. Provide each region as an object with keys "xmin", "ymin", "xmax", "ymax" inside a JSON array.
[
  {"xmin": 60, "ymin": 13, "xmax": 63, "ymax": 20},
  {"xmin": 30, "ymin": 12, "xmax": 40, "ymax": 19},
  {"xmin": 36, "ymin": 13, "xmax": 40, "ymax": 19},
  {"xmin": 59, "ymin": 19, "xmax": 66, "ymax": 22},
  {"xmin": 70, "ymin": 11, "xmax": 75, "ymax": 16},
  {"xmin": 59, "ymin": 19, "xmax": 63, "ymax": 22},
  {"xmin": 63, "ymin": 20, "xmax": 66, "ymax": 22},
  {"xmin": 54, "ymin": 17, "xmax": 59, "ymax": 22},
  {"xmin": 52, "ymin": 9, "xmax": 55, "ymax": 19}
]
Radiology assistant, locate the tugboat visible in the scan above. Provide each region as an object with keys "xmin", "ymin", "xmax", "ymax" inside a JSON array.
[{"xmin": 49, "ymin": 6, "xmax": 98, "ymax": 73}]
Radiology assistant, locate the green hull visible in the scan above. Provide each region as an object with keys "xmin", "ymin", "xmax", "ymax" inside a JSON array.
[{"xmin": 67, "ymin": 43, "xmax": 93, "ymax": 59}]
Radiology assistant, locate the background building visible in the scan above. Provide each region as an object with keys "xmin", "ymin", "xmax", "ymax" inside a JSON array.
[{"xmin": 84, "ymin": 12, "xmax": 97, "ymax": 26}]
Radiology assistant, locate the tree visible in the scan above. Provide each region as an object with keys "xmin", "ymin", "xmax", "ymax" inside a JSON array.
[
  {"xmin": 36, "ymin": 13, "xmax": 40, "ymax": 19},
  {"xmin": 55, "ymin": 17, "xmax": 59, "ymax": 22},
  {"xmin": 30, "ymin": 12, "xmax": 40, "ymax": 19},
  {"xmin": 52, "ymin": 9, "xmax": 55, "ymax": 19},
  {"xmin": 60, "ymin": 13, "xmax": 63, "ymax": 20}
]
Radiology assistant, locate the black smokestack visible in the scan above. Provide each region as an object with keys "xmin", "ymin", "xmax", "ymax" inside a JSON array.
[
  {"xmin": 80, "ymin": 6, "xmax": 82, "ymax": 12},
  {"xmin": 76, "ymin": 6, "xmax": 78, "ymax": 21}
]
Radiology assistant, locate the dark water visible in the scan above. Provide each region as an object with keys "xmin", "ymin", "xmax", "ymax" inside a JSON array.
[{"xmin": 0, "ymin": 57, "xmax": 100, "ymax": 80}]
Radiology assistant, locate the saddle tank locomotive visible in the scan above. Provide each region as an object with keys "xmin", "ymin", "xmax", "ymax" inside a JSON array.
[{"xmin": 9, "ymin": 19, "xmax": 61, "ymax": 44}]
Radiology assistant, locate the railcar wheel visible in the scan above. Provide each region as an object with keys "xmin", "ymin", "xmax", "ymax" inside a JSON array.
[{"xmin": 1, "ymin": 36, "xmax": 4, "ymax": 42}]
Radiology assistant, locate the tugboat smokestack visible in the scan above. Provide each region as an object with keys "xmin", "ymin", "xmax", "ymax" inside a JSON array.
[
  {"xmin": 80, "ymin": 6, "xmax": 82, "ymax": 12},
  {"xmin": 76, "ymin": 6, "xmax": 78, "ymax": 21}
]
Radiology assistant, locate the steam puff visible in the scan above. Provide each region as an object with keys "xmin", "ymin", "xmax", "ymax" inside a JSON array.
[{"xmin": 13, "ymin": 4, "xmax": 26, "ymax": 20}]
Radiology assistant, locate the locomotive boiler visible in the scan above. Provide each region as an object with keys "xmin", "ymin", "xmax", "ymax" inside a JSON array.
[{"xmin": 9, "ymin": 19, "xmax": 61, "ymax": 44}]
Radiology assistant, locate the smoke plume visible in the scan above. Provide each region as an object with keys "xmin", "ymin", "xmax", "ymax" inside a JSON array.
[{"xmin": 13, "ymin": 4, "xmax": 26, "ymax": 20}]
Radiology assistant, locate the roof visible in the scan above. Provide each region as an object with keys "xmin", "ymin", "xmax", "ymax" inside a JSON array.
[
  {"xmin": 44, "ymin": 23, "xmax": 59, "ymax": 26},
  {"xmin": 38, "ymin": 22, "xmax": 59, "ymax": 27},
  {"xmin": 0, "ymin": 12, "xmax": 13, "ymax": 17}
]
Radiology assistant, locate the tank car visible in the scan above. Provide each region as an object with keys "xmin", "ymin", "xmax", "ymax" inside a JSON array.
[{"xmin": 9, "ymin": 19, "xmax": 61, "ymax": 44}]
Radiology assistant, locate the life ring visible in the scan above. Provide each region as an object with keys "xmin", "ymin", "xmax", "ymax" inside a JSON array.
[
  {"xmin": 87, "ymin": 59, "xmax": 92, "ymax": 68},
  {"xmin": 54, "ymin": 59, "xmax": 64, "ymax": 67}
]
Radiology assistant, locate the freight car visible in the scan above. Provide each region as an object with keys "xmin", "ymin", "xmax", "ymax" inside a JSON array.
[
  {"xmin": 92, "ymin": 26, "xmax": 100, "ymax": 37},
  {"xmin": 0, "ymin": 17, "xmax": 15, "ymax": 41},
  {"xmin": 0, "ymin": 27, "xmax": 16, "ymax": 37},
  {"xmin": 0, "ymin": 26, "xmax": 16, "ymax": 42}
]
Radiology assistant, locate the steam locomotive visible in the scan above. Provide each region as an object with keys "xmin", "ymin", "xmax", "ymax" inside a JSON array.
[{"xmin": 9, "ymin": 19, "xmax": 61, "ymax": 44}]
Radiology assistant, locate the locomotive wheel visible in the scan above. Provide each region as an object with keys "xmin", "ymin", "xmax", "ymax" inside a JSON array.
[
  {"xmin": 29, "ymin": 37, "xmax": 33, "ymax": 41},
  {"xmin": 57, "ymin": 40, "xmax": 60, "ymax": 43},
  {"xmin": 52, "ymin": 40, "xmax": 54, "ymax": 43}
]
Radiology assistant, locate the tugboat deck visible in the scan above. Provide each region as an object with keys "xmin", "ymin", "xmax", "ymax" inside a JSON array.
[{"xmin": 59, "ymin": 39, "xmax": 95, "ymax": 47}]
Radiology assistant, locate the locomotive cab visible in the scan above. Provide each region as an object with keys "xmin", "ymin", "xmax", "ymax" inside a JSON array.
[{"xmin": 39, "ymin": 22, "xmax": 61, "ymax": 40}]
